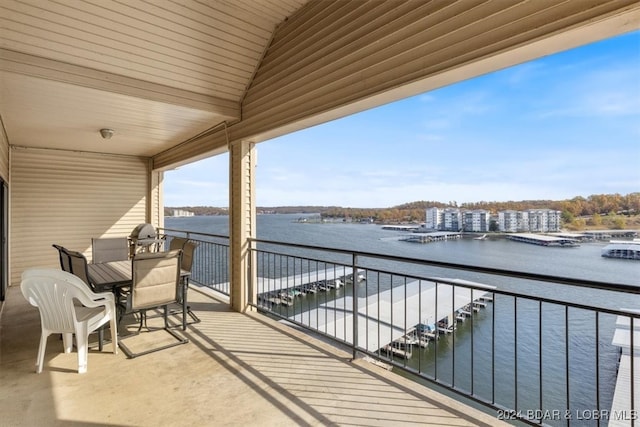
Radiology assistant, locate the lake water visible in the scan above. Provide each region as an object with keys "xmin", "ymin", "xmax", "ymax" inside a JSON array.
[{"xmin": 166, "ymin": 214, "xmax": 639, "ymax": 426}]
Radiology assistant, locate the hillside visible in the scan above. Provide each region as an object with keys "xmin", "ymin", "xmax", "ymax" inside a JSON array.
[{"xmin": 166, "ymin": 192, "xmax": 640, "ymax": 230}]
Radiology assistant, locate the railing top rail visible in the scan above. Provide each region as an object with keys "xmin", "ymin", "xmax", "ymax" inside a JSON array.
[
  {"xmin": 250, "ymin": 237, "xmax": 639, "ymax": 295},
  {"xmin": 159, "ymin": 227, "xmax": 229, "ymax": 241},
  {"xmin": 252, "ymin": 246, "xmax": 640, "ymax": 318}
]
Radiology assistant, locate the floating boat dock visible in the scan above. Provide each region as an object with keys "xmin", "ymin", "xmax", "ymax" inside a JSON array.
[
  {"xmin": 601, "ymin": 240, "xmax": 640, "ymax": 260},
  {"xmin": 402, "ymin": 231, "xmax": 462, "ymax": 243},
  {"xmin": 507, "ymin": 233, "xmax": 580, "ymax": 247},
  {"xmin": 381, "ymin": 225, "xmax": 421, "ymax": 232},
  {"xmin": 292, "ymin": 278, "xmax": 495, "ymax": 355},
  {"xmin": 257, "ymin": 267, "xmax": 365, "ymax": 306}
]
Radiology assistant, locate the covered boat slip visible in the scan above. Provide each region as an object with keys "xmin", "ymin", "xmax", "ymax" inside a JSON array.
[
  {"xmin": 289, "ymin": 278, "xmax": 494, "ymax": 353},
  {"xmin": 507, "ymin": 233, "xmax": 580, "ymax": 247},
  {"xmin": 601, "ymin": 240, "xmax": 640, "ymax": 260},
  {"xmin": 257, "ymin": 266, "xmax": 362, "ymax": 291}
]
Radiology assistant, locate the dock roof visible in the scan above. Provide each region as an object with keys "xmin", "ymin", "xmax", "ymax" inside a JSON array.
[{"xmin": 294, "ymin": 279, "xmax": 494, "ymax": 352}]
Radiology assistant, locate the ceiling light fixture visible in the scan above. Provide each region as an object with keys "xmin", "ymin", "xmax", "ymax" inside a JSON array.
[{"xmin": 99, "ymin": 128, "xmax": 114, "ymax": 139}]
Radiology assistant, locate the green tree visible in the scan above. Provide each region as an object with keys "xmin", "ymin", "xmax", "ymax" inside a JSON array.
[
  {"xmin": 561, "ymin": 210, "xmax": 575, "ymax": 224},
  {"xmin": 612, "ymin": 216, "xmax": 627, "ymax": 229}
]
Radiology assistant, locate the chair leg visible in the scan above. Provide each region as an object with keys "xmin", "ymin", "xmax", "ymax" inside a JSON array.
[
  {"xmin": 118, "ymin": 305, "xmax": 188, "ymax": 359},
  {"xmin": 98, "ymin": 328, "xmax": 104, "ymax": 351},
  {"xmin": 76, "ymin": 323, "xmax": 89, "ymax": 374},
  {"xmin": 36, "ymin": 332, "xmax": 48, "ymax": 374},
  {"xmin": 62, "ymin": 332, "xmax": 73, "ymax": 353},
  {"xmin": 181, "ymin": 279, "xmax": 200, "ymax": 330},
  {"xmin": 138, "ymin": 310, "xmax": 147, "ymax": 332},
  {"xmin": 110, "ymin": 316, "xmax": 118, "ymax": 355}
]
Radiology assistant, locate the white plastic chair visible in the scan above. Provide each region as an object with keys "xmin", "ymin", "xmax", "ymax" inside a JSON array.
[{"xmin": 20, "ymin": 268, "xmax": 118, "ymax": 374}]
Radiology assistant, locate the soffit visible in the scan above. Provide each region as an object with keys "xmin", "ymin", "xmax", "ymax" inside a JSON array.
[
  {"xmin": 0, "ymin": 0, "xmax": 308, "ymax": 157},
  {"xmin": 0, "ymin": 0, "xmax": 638, "ymax": 167},
  {"xmin": 155, "ymin": 0, "xmax": 640, "ymax": 170}
]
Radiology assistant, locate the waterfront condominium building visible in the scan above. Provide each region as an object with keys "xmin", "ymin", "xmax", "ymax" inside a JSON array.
[
  {"xmin": 171, "ymin": 209, "xmax": 195, "ymax": 217},
  {"xmin": 498, "ymin": 209, "xmax": 561, "ymax": 232},
  {"xmin": 442, "ymin": 208, "xmax": 462, "ymax": 231},
  {"xmin": 498, "ymin": 210, "xmax": 530, "ymax": 232},
  {"xmin": 428, "ymin": 207, "xmax": 561, "ymax": 233},
  {"xmin": 463, "ymin": 210, "xmax": 491, "ymax": 232},
  {"xmin": 528, "ymin": 209, "xmax": 562, "ymax": 232},
  {"xmin": 425, "ymin": 207, "xmax": 441, "ymax": 230}
]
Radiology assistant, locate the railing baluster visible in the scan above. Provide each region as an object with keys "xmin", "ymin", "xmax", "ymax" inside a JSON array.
[
  {"xmin": 365, "ymin": 267, "xmax": 369, "ymax": 358},
  {"xmin": 352, "ymin": 254, "xmax": 358, "ymax": 359},
  {"xmin": 435, "ymin": 281, "xmax": 438, "ymax": 382},
  {"xmin": 418, "ymin": 279, "xmax": 422, "ymax": 375},
  {"xmin": 565, "ymin": 306, "xmax": 570, "ymax": 427},
  {"xmin": 404, "ymin": 276, "xmax": 408, "ymax": 369},
  {"xmin": 514, "ymin": 296, "xmax": 518, "ymax": 412},
  {"xmin": 377, "ymin": 270, "xmax": 381, "ymax": 360},
  {"xmin": 539, "ymin": 300, "xmax": 543, "ymax": 425},
  {"xmin": 631, "ymin": 315, "xmax": 635, "ymax": 427},
  {"xmin": 595, "ymin": 311, "xmax": 600, "ymax": 427},
  {"xmin": 470, "ymin": 286, "xmax": 474, "ymax": 396},
  {"xmin": 492, "ymin": 292, "xmax": 495, "ymax": 405},
  {"xmin": 452, "ymin": 284, "xmax": 456, "ymax": 388}
]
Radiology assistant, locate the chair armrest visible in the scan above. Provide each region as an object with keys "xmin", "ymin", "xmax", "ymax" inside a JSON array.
[{"xmin": 74, "ymin": 291, "xmax": 115, "ymax": 309}]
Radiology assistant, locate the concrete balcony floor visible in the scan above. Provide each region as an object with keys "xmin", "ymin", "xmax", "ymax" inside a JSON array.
[{"xmin": 1, "ymin": 285, "xmax": 506, "ymax": 426}]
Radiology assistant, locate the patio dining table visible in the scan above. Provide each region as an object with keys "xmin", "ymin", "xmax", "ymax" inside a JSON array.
[{"xmin": 87, "ymin": 260, "xmax": 191, "ymax": 330}]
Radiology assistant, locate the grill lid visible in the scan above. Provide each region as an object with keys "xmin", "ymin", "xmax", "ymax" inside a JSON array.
[{"xmin": 130, "ymin": 223, "xmax": 157, "ymax": 240}]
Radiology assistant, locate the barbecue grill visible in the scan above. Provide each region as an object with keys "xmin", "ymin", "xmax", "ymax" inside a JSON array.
[{"xmin": 129, "ymin": 223, "xmax": 164, "ymax": 253}]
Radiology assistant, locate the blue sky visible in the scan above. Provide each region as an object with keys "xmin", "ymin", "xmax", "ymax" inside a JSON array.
[{"xmin": 165, "ymin": 31, "xmax": 640, "ymax": 208}]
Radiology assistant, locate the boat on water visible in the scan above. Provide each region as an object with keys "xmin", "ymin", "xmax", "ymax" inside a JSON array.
[
  {"xmin": 473, "ymin": 234, "xmax": 487, "ymax": 240},
  {"xmin": 601, "ymin": 240, "xmax": 640, "ymax": 260}
]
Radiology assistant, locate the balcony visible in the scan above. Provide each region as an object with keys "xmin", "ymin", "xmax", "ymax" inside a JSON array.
[
  {"xmin": 2, "ymin": 226, "xmax": 638, "ymax": 426},
  {"xmin": 170, "ymin": 229, "xmax": 638, "ymax": 426},
  {"xmin": 1, "ymin": 4, "xmax": 639, "ymax": 425},
  {"xmin": 1, "ymin": 279, "xmax": 503, "ymax": 426}
]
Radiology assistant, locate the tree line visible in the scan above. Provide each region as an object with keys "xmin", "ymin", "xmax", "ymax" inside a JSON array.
[{"xmin": 166, "ymin": 192, "xmax": 639, "ymax": 225}]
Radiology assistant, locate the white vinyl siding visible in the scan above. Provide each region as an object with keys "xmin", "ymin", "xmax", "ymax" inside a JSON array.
[
  {"xmin": 0, "ymin": 122, "xmax": 8, "ymax": 181},
  {"xmin": 10, "ymin": 147, "xmax": 148, "ymax": 285}
]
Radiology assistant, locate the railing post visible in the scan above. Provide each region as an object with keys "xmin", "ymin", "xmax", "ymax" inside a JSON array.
[
  {"xmin": 631, "ymin": 316, "xmax": 635, "ymax": 427},
  {"xmin": 352, "ymin": 253, "xmax": 358, "ymax": 360},
  {"xmin": 247, "ymin": 239, "xmax": 254, "ymax": 307}
]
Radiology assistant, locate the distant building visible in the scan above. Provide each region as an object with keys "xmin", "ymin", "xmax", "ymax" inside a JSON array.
[
  {"xmin": 497, "ymin": 209, "xmax": 561, "ymax": 232},
  {"xmin": 498, "ymin": 210, "xmax": 529, "ymax": 232},
  {"xmin": 171, "ymin": 209, "xmax": 194, "ymax": 217},
  {"xmin": 427, "ymin": 206, "xmax": 563, "ymax": 233},
  {"xmin": 425, "ymin": 207, "xmax": 441, "ymax": 230},
  {"xmin": 528, "ymin": 209, "xmax": 562, "ymax": 232},
  {"xmin": 442, "ymin": 208, "xmax": 462, "ymax": 231},
  {"xmin": 425, "ymin": 207, "xmax": 462, "ymax": 231},
  {"xmin": 463, "ymin": 210, "xmax": 490, "ymax": 232}
]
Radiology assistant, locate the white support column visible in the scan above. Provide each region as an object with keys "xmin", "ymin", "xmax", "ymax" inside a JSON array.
[{"xmin": 229, "ymin": 140, "xmax": 257, "ymax": 312}]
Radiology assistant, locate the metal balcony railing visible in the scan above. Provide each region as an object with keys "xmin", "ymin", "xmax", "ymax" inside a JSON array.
[
  {"xmin": 160, "ymin": 228, "xmax": 638, "ymax": 426},
  {"xmin": 159, "ymin": 228, "xmax": 230, "ymax": 296}
]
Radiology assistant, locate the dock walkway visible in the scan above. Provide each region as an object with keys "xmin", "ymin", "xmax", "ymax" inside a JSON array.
[{"xmin": 609, "ymin": 309, "xmax": 640, "ymax": 427}]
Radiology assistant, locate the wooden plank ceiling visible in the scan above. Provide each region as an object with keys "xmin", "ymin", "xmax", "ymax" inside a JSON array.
[{"xmin": 1, "ymin": 0, "xmax": 639, "ymax": 167}]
